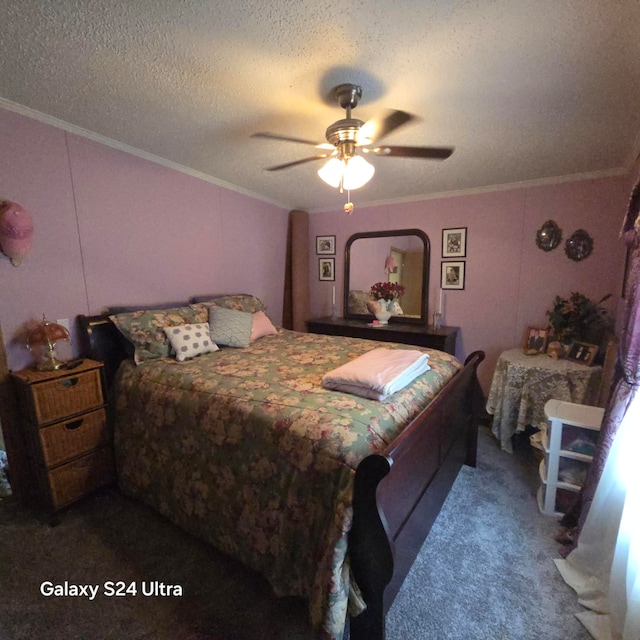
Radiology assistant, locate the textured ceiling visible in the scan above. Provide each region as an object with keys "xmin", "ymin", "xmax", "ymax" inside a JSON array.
[{"xmin": 1, "ymin": 1, "xmax": 640, "ymax": 212}]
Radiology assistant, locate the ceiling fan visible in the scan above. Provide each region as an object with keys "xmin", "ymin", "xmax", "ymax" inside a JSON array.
[{"xmin": 251, "ymin": 83, "xmax": 454, "ymax": 197}]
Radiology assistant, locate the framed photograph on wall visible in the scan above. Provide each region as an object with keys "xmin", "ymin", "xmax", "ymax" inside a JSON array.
[
  {"xmin": 442, "ymin": 227, "xmax": 467, "ymax": 258},
  {"xmin": 316, "ymin": 235, "xmax": 336, "ymax": 255},
  {"xmin": 522, "ymin": 326, "xmax": 549, "ymax": 355},
  {"xmin": 566, "ymin": 341, "xmax": 599, "ymax": 366},
  {"xmin": 441, "ymin": 261, "xmax": 465, "ymax": 290},
  {"xmin": 319, "ymin": 257, "xmax": 335, "ymax": 281}
]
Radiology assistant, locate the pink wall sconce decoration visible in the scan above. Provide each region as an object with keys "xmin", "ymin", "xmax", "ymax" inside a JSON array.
[{"xmin": 0, "ymin": 201, "xmax": 34, "ymax": 266}]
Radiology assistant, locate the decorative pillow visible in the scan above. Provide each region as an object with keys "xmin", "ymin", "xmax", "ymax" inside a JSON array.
[
  {"xmin": 390, "ymin": 300, "xmax": 404, "ymax": 315},
  {"xmin": 109, "ymin": 305, "xmax": 201, "ymax": 364},
  {"xmin": 250, "ymin": 311, "xmax": 278, "ymax": 342},
  {"xmin": 163, "ymin": 323, "xmax": 219, "ymax": 361},
  {"xmin": 348, "ymin": 290, "xmax": 371, "ymax": 315},
  {"xmin": 193, "ymin": 294, "xmax": 267, "ymax": 314},
  {"xmin": 209, "ymin": 306, "xmax": 253, "ymax": 348}
]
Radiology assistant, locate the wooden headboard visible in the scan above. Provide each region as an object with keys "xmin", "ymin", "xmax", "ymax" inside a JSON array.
[
  {"xmin": 76, "ymin": 294, "xmax": 254, "ymax": 394},
  {"xmin": 77, "ymin": 314, "xmax": 132, "ymax": 396}
]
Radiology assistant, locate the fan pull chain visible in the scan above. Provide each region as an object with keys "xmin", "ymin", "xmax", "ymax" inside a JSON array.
[{"xmin": 344, "ymin": 190, "xmax": 354, "ymax": 215}]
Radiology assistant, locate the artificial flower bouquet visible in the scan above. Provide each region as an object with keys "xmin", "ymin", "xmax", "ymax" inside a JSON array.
[
  {"xmin": 370, "ymin": 281, "xmax": 406, "ymax": 301},
  {"xmin": 547, "ymin": 291, "xmax": 612, "ymax": 344}
]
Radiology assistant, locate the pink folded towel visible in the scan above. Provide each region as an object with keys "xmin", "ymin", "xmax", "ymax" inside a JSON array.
[{"xmin": 321, "ymin": 348, "xmax": 430, "ymax": 401}]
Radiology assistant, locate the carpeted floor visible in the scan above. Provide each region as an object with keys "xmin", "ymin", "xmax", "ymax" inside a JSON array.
[{"xmin": 0, "ymin": 427, "xmax": 589, "ymax": 640}]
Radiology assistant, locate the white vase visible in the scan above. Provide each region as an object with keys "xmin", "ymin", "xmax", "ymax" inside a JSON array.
[{"xmin": 374, "ymin": 299, "xmax": 392, "ymax": 325}]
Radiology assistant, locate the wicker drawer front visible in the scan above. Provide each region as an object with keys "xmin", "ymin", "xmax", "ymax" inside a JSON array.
[
  {"xmin": 48, "ymin": 447, "xmax": 115, "ymax": 509},
  {"xmin": 38, "ymin": 408, "xmax": 108, "ymax": 468},
  {"xmin": 30, "ymin": 369, "xmax": 103, "ymax": 424}
]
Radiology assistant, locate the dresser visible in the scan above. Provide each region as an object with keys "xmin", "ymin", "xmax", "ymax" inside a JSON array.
[
  {"xmin": 12, "ymin": 359, "xmax": 115, "ymax": 517},
  {"xmin": 306, "ymin": 316, "xmax": 459, "ymax": 354}
]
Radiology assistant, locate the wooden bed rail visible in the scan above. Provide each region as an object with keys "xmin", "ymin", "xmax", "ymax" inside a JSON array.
[{"xmin": 349, "ymin": 350, "xmax": 485, "ymax": 640}]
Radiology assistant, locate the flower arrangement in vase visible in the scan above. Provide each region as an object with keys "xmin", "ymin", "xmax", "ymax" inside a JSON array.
[
  {"xmin": 370, "ymin": 281, "xmax": 406, "ymax": 302},
  {"xmin": 368, "ymin": 281, "xmax": 406, "ymax": 324},
  {"xmin": 546, "ymin": 291, "xmax": 613, "ymax": 347}
]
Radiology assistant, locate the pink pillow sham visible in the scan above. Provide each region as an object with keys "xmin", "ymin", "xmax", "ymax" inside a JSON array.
[{"xmin": 251, "ymin": 311, "xmax": 278, "ymax": 342}]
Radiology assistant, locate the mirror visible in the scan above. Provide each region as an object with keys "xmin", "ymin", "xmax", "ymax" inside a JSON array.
[
  {"xmin": 344, "ymin": 229, "xmax": 430, "ymax": 324},
  {"xmin": 565, "ymin": 228, "xmax": 593, "ymax": 262},
  {"xmin": 536, "ymin": 219, "xmax": 562, "ymax": 252}
]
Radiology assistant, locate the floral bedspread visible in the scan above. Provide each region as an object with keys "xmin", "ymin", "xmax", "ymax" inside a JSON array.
[{"xmin": 113, "ymin": 329, "xmax": 461, "ymax": 639}]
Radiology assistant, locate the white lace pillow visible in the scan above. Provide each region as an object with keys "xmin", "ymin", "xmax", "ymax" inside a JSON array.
[{"xmin": 163, "ymin": 323, "xmax": 219, "ymax": 361}]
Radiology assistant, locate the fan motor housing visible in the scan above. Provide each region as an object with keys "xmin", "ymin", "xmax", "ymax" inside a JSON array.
[{"xmin": 325, "ymin": 118, "xmax": 364, "ymax": 146}]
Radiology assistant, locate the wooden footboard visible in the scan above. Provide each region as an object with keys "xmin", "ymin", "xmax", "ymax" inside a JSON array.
[{"xmin": 348, "ymin": 350, "xmax": 485, "ymax": 640}]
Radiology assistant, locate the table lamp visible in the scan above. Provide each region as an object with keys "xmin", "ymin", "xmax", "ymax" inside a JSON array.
[{"xmin": 27, "ymin": 315, "xmax": 71, "ymax": 371}]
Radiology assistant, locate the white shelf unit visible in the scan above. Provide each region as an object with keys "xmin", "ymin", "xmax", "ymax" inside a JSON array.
[{"xmin": 537, "ymin": 399, "xmax": 604, "ymax": 517}]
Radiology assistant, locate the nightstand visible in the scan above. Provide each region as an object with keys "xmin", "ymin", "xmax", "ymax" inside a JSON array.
[{"xmin": 12, "ymin": 359, "xmax": 115, "ymax": 517}]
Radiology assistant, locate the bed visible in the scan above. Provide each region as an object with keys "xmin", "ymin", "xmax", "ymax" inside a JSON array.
[{"xmin": 77, "ymin": 295, "xmax": 485, "ymax": 640}]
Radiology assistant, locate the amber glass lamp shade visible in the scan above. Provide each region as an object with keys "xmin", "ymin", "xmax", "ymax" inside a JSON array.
[{"xmin": 27, "ymin": 316, "xmax": 71, "ymax": 371}]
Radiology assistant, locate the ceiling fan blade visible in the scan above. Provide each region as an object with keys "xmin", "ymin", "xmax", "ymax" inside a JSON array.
[
  {"xmin": 358, "ymin": 110, "xmax": 415, "ymax": 145},
  {"xmin": 251, "ymin": 132, "xmax": 324, "ymax": 147},
  {"xmin": 265, "ymin": 154, "xmax": 330, "ymax": 171},
  {"xmin": 369, "ymin": 145, "xmax": 454, "ymax": 159}
]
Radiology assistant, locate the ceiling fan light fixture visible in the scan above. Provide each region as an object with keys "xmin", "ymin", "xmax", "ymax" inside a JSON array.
[
  {"xmin": 317, "ymin": 157, "xmax": 345, "ymax": 188},
  {"xmin": 254, "ymin": 83, "xmax": 454, "ymax": 198},
  {"xmin": 317, "ymin": 155, "xmax": 375, "ymax": 190},
  {"xmin": 343, "ymin": 155, "xmax": 375, "ymax": 190}
]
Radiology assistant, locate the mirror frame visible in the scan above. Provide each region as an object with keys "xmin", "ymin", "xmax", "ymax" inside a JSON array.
[{"xmin": 344, "ymin": 228, "xmax": 430, "ymax": 325}]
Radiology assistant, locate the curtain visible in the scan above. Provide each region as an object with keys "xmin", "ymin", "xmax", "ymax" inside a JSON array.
[
  {"xmin": 282, "ymin": 209, "xmax": 310, "ymax": 332},
  {"xmin": 554, "ymin": 389, "xmax": 640, "ymax": 639},
  {"xmin": 554, "ymin": 177, "xmax": 640, "ymax": 639}
]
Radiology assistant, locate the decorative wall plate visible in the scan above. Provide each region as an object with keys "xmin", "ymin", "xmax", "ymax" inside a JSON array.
[
  {"xmin": 565, "ymin": 229, "xmax": 593, "ymax": 261},
  {"xmin": 536, "ymin": 219, "xmax": 562, "ymax": 252}
]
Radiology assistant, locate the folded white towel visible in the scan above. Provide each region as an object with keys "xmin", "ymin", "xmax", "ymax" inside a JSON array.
[{"xmin": 321, "ymin": 348, "xmax": 430, "ymax": 401}]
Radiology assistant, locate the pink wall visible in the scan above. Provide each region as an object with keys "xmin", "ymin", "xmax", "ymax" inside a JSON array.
[
  {"xmin": 308, "ymin": 178, "xmax": 629, "ymax": 392},
  {"xmin": 0, "ymin": 108, "xmax": 288, "ymax": 371},
  {"xmin": 1, "ymin": 103, "xmax": 632, "ymax": 395}
]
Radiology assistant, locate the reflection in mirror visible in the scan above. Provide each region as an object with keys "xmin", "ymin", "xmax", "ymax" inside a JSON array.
[{"xmin": 344, "ymin": 229, "xmax": 430, "ymax": 324}]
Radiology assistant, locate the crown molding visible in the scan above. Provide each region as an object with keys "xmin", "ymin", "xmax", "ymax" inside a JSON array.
[
  {"xmin": 310, "ymin": 167, "xmax": 629, "ymax": 213},
  {"xmin": 2, "ymin": 96, "xmax": 635, "ymax": 215}
]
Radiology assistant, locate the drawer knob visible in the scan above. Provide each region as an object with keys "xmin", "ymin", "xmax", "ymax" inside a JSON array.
[
  {"xmin": 59, "ymin": 377, "xmax": 79, "ymax": 388},
  {"xmin": 65, "ymin": 419, "xmax": 83, "ymax": 431}
]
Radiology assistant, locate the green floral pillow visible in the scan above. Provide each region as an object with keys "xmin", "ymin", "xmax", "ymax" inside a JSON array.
[
  {"xmin": 110, "ymin": 305, "xmax": 205, "ymax": 364},
  {"xmin": 191, "ymin": 294, "xmax": 266, "ymax": 314}
]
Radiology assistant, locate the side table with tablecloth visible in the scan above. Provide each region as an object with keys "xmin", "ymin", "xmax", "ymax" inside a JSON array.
[{"xmin": 486, "ymin": 348, "xmax": 602, "ymax": 452}]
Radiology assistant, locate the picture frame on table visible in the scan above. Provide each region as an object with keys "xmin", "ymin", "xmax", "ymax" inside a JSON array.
[
  {"xmin": 566, "ymin": 341, "xmax": 599, "ymax": 366},
  {"xmin": 442, "ymin": 227, "xmax": 467, "ymax": 258},
  {"xmin": 441, "ymin": 261, "xmax": 465, "ymax": 290},
  {"xmin": 319, "ymin": 257, "xmax": 335, "ymax": 281},
  {"xmin": 316, "ymin": 235, "xmax": 336, "ymax": 255},
  {"xmin": 522, "ymin": 326, "xmax": 549, "ymax": 355}
]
